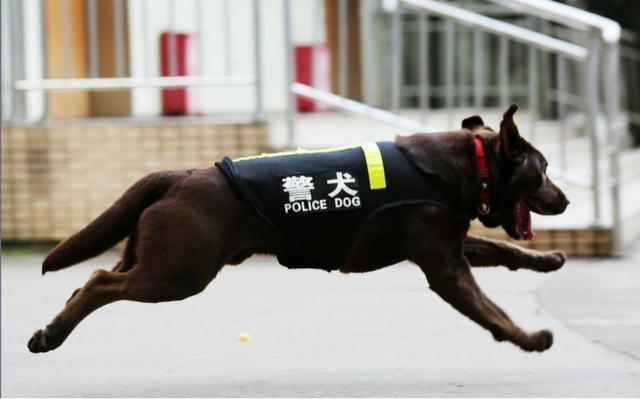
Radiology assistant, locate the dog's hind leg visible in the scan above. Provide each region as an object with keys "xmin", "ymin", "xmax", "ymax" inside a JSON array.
[
  {"xmin": 29, "ymin": 255, "xmax": 224, "ymax": 354},
  {"xmin": 28, "ymin": 268, "xmax": 128, "ymax": 353},
  {"xmin": 61, "ymin": 232, "xmax": 140, "ymax": 307},
  {"xmin": 464, "ymin": 235, "xmax": 565, "ymax": 272},
  {"xmin": 29, "ymin": 202, "xmax": 227, "ymax": 353},
  {"xmin": 417, "ymin": 256, "xmax": 553, "ymax": 352}
]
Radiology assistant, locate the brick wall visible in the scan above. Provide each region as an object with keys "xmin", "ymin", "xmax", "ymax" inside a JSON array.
[
  {"xmin": 469, "ymin": 222, "xmax": 613, "ymax": 257},
  {"xmin": 1, "ymin": 120, "xmax": 268, "ymax": 241}
]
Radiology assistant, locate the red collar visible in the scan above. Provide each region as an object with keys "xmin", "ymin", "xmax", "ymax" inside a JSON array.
[{"xmin": 474, "ymin": 136, "xmax": 490, "ymax": 215}]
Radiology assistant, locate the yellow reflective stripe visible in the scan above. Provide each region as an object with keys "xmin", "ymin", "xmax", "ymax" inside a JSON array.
[
  {"xmin": 234, "ymin": 144, "xmax": 362, "ymax": 162},
  {"xmin": 361, "ymin": 142, "xmax": 386, "ymax": 190}
]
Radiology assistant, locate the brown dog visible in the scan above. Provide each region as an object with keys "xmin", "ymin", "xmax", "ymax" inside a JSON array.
[{"xmin": 29, "ymin": 104, "xmax": 568, "ymax": 354}]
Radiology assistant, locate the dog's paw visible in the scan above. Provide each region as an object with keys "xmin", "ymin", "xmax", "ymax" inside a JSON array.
[
  {"xmin": 28, "ymin": 329, "xmax": 50, "ymax": 353},
  {"xmin": 28, "ymin": 327, "xmax": 63, "ymax": 353},
  {"xmin": 521, "ymin": 329, "xmax": 554, "ymax": 352},
  {"xmin": 538, "ymin": 250, "xmax": 566, "ymax": 272}
]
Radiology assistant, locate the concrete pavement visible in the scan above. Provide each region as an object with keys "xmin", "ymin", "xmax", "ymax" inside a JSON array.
[{"xmin": 2, "ymin": 251, "xmax": 640, "ymax": 397}]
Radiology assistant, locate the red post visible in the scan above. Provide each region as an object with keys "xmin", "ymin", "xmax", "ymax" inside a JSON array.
[
  {"xmin": 295, "ymin": 43, "xmax": 331, "ymax": 112},
  {"xmin": 160, "ymin": 32, "xmax": 200, "ymax": 116}
]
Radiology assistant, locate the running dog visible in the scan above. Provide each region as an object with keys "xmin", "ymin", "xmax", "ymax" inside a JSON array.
[{"xmin": 29, "ymin": 104, "xmax": 569, "ymax": 354}]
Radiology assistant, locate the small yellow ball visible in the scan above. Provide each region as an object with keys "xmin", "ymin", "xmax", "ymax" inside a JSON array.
[{"xmin": 238, "ymin": 333, "xmax": 251, "ymax": 342}]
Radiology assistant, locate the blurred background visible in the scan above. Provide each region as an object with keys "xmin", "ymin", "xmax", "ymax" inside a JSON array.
[
  {"xmin": 2, "ymin": 2, "xmax": 640, "ymax": 396},
  {"xmin": 3, "ymin": 0, "xmax": 640, "ymax": 256}
]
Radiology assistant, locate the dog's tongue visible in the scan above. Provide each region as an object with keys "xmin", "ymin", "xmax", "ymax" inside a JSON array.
[{"xmin": 515, "ymin": 200, "xmax": 535, "ymax": 241}]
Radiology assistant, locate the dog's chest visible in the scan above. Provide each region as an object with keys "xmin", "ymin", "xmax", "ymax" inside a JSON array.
[{"xmin": 216, "ymin": 142, "xmax": 454, "ymax": 271}]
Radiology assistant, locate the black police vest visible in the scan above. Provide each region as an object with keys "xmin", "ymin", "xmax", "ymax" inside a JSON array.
[{"xmin": 216, "ymin": 141, "xmax": 455, "ymax": 271}]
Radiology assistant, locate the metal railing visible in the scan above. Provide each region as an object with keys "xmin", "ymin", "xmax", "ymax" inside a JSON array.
[
  {"xmin": 3, "ymin": 0, "xmax": 264, "ymax": 121},
  {"xmin": 283, "ymin": 0, "xmax": 624, "ymax": 251}
]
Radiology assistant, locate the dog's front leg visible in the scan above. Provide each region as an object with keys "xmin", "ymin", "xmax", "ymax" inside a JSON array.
[
  {"xmin": 418, "ymin": 256, "xmax": 553, "ymax": 352},
  {"xmin": 464, "ymin": 235, "xmax": 565, "ymax": 272}
]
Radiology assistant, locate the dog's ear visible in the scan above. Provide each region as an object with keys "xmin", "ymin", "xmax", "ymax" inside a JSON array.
[
  {"xmin": 499, "ymin": 104, "xmax": 524, "ymax": 159},
  {"xmin": 395, "ymin": 133, "xmax": 463, "ymax": 190},
  {"xmin": 461, "ymin": 115, "xmax": 484, "ymax": 131}
]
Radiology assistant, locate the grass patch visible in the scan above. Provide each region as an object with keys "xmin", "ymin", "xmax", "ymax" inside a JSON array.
[{"xmin": 2, "ymin": 241, "xmax": 57, "ymax": 256}]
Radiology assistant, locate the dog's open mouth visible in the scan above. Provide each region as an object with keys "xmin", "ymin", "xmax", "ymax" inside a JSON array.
[{"xmin": 514, "ymin": 200, "xmax": 535, "ymax": 241}]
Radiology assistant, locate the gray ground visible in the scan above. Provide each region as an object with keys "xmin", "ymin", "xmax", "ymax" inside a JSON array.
[{"xmin": 2, "ymin": 251, "xmax": 640, "ymax": 397}]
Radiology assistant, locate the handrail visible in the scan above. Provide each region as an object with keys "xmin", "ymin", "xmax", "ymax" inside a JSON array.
[
  {"xmin": 13, "ymin": 75, "xmax": 256, "ymax": 91},
  {"xmin": 292, "ymin": 83, "xmax": 432, "ymax": 132},
  {"xmin": 489, "ymin": 0, "xmax": 621, "ymax": 43},
  {"xmin": 399, "ymin": 0, "xmax": 587, "ymax": 60}
]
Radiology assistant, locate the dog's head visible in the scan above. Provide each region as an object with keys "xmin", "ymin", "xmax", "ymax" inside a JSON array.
[{"xmin": 464, "ymin": 104, "xmax": 570, "ymax": 240}]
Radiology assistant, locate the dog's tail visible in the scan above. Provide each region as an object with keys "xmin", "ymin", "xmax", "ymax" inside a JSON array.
[{"xmin": 42, "ymin": 171, "xmax": 180, "ymax": 274}]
